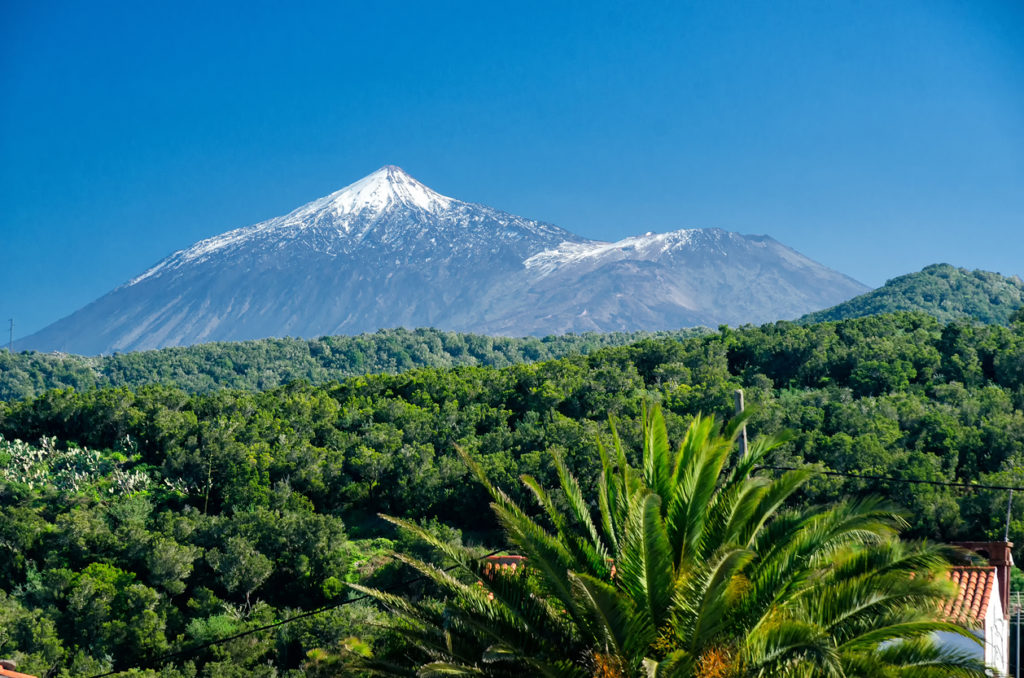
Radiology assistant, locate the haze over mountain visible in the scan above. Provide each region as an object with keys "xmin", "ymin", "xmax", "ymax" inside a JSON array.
[
  {"xmin": 19, "ymin": 166, "xmax": 867, "ymax": 355},
  {"xmin": 800, "ymin": 264, "xmax": 1024, "ymax": 325}
]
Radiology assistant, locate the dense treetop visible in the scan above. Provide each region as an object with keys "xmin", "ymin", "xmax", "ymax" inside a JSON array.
[
  {"xmin": 801, "ymin": 263, "xmax": 1024, "ymax": 325},
  {"xmin": 0, "ymin": 326, "xmax": 706, "ymax": 402},
  {"xmin": 1, "ymin": 311, "xmax": 1023, "ymax": 675}
]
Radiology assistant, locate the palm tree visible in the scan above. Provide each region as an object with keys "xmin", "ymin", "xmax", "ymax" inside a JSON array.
[{"xmin": 351, "ymin": 406, "xmax": 987, "ymax": 677}]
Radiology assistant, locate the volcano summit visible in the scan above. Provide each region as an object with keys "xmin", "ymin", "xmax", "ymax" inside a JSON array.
[{"xmin": 20, "ymin": 166, "xmax": 867, "ymax": 354}]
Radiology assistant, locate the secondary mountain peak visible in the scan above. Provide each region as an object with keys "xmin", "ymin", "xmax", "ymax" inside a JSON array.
[{"xmin": 799, "ymin": 263, "xmax": 1024, "ymax": 325}]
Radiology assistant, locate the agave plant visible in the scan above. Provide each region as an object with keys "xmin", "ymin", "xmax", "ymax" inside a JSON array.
[{"xmin": 352, "ymin": 406, "xmax": 987, "ymax": 678}]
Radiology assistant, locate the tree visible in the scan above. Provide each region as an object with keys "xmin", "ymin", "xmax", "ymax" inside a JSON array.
[
  {"xmin": 206, "ymin": 536, "xmax": 273, "ymax": 607},
  {"xmin": 1010, "ymin": 305, "xmax": 1024, "ymax": 326},
  {"xmin": 353, "ymin": 406, "xmax": 987, "ymax": 677}
]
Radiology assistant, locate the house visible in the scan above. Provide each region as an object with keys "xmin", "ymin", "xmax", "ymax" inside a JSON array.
[
  {"xmin": 482, "ymin": 554, "xmax": 526, "ymax": 578},
  {"xmin": 937, "ymin": 541, "xmax": 1015, "ymax": 676}
]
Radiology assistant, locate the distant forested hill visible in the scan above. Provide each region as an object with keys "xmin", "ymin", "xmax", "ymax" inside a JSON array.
[
  {"xmin": 0, "ymin": 326, "xmax": 707, "ymax": 401},
  {"xmin": 801, "ymin": 263, "xmax": 1024, "ymax": 325}
]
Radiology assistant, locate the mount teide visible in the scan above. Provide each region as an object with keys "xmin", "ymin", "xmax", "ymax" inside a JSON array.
[{"xmin": 20, "ymin": 166, "xmax": 868, "ymax": 354}]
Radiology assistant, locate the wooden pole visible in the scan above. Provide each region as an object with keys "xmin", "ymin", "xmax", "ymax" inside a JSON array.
[{"xmin": 734, "ymin": 389, "xmax": 748, "ymax": 458}]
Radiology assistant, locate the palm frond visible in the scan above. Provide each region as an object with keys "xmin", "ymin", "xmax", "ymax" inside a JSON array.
[
  {"xmin": 569, "ymin": 570, "xmax": 654, "ymax": 661},
  {"xmin": 741, "ymin": 618, "xmax": 842, "ymax": 678},
  {"xmin": 643, "ymin": 404, "xmax": 674, "ymax": 506},
  {"xmin": 553, "ymin": 450, "xmax": 610, "ymax": 560},
  {"xmin": 618, "ymin": 491, "xmax": 675, "ymax": 629},
  {"xmin": 416, "ymin": 662, "xmax": 485, "ymax": 676},
  {"xmin": 858, "ymin": 635, "xmax": 988, "ymax": 677},
  {"xmin": 684, "ymin": 546, "xmax": 755, "ymax": 650}
]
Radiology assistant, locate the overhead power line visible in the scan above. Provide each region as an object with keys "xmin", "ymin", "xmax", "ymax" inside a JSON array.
[
  {"xmin": 757, "ymin": 464, "xmax": 1024, "ymax": 492},
  {"xmin": 77, "ymin": 455, "xmax": 1024, "ymax": 675},
  {"xmin": 732, "ymin": 391, "xmax": 1024, "ymax": 494},
  {"xmin": 85, "ymin": 548, "xmax": 503, "ymax": 678}
]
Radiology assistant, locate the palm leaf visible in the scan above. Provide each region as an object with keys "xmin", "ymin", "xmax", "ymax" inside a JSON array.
[
  {"xmin": 618, "ymin": 492, "xmax": 675, "ymax": 629},
  {"xmin": 685, "ymin": 546, "xmax": 755, "ymax": 649},
  {"xmin": 569, "ymin": 570, "xmax": 655, "ymax": 661},
  {"xmin": 553, "ymin": 450, "xmax": 609, "ymax": 557},
  {"xmin": 416, "ymin": 662, "xmax": 485, "ymax": 676}
]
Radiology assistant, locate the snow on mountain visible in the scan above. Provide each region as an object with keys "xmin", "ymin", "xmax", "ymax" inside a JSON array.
[
  {"xmin": 309, "ymin": 164, "xmax": 454, "ymax": 214},
  {"xmin": 524, "ymin": 230, "xmax": 700, "ymax": 276},
  {"xmin": 18, "ymin": 166, "xmax": 869, "ymax": 354},
  {"xmin": 131, "ymin": 167, "xmax": 458, "ymax": 284},
  {"xmin": 130, "ymin": 166, "xmax": 571, "ymax": 286}
]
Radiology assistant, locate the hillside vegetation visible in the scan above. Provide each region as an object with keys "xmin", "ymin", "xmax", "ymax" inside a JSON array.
[
  {"xmin": 8, "ymin": 263, "xmax": 1021, "ymax": 406},
  {"xmin": 0, "ymin": 326, "xmax": 706, "ymax": 402},
  {"xmin": 1, "ymin": 312, "xmax": 1023, "ymax": 675},
  {"xmin": 801, "ymin": 263, "xmax": 1024, "ymax": 324}
]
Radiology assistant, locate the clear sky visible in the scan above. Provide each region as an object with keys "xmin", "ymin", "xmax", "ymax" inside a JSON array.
[{"xmin": 1, "ymin": 0, "xmax": 1022, "ymax": 339}]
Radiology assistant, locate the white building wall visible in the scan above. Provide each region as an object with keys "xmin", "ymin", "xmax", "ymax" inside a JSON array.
[
  {"xmin": 986, "ymin": 578, "xmax": 1009, "ymax": 677},
  {"xmin": 933, "ymin": 578, "xmax": 1009, "ymax": 676}
]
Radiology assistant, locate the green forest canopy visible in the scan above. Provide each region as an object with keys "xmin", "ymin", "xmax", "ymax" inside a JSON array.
[
  {"xmin": 6, "ymin": 263, "xmax": 1023, "ymax": 407},
  {"xmin": 0, "ymin": 326, "xmax": 707, "ymax": 402},
  {"xmin": 801, "ymin": 263, "xmax": 1024, "ymax": 325},
  {"xmin": 1, "ymin": 311, "xmax": 1023, "ymax": 675}
]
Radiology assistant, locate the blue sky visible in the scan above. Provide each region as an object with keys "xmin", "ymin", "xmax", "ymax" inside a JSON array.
[{"xmin": 2, "ymin": 0, "xmax": 1022, "ymax": 338}]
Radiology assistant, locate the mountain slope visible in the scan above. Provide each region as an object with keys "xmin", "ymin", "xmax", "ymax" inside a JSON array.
[
  {"xmin": 799, "ymin": 263, "xmax": 1024, "ymax": 325},
  {"xmin": 20, "ymin": 167, "xmax": 579, "ymax": 354},
  {"xmin": 19, "ymin": 166, "xmax": 867, "ymax": 354},
  {"xmin": 497, "ymin": 229, "xmax": 864, "ymax": 334}
]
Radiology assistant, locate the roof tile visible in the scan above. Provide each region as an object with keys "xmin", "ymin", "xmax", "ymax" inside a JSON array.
[
  {"xmin": 0, "ymin": 668, "xmax": 39, "ymax": 678},
  {"xmin": 944, "ymin": 566, "xmax": 996, "ymax": 626}
]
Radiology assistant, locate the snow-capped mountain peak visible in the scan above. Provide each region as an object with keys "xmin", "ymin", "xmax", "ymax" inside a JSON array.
[
  {"xmin": 126, "ymin": 166, "xmax": 463, "ymax": 285},
  {"xmin": 295, "ymin": 165, "xmax": 454, "ymax": 219},
  {"xmin": 23, "ymin": 165, "xmax": 869, "ymax": 354}
]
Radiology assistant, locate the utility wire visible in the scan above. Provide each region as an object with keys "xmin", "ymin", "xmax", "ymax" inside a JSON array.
[
  {"xmin": 757, "ymin": 464, "xmax": 1024, "ymax": 492},
  {"xmin": 77, "ymin": 464, "xmax": 1024, "ymax": 675},
  {"xmin": 85, "ymin": 548, "xmax": 504, "ymax": 678}
]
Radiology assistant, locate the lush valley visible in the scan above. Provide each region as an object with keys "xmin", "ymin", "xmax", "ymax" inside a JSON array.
[
  {"xmin": 2, "ymin": 311, "xmax": 1024, "ymax": 675},
  {"xmin": 801, "ymin": 263, "xmax": 1024, "ymax": 325}
]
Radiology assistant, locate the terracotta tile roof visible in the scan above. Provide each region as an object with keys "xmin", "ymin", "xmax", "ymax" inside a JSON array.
[
  {"xmin": 944, "ymin": 566, "xmax": 996, "ymax": 626},
  {"xmin": 0, "ymin": 668, "xmax": 39, "ymax": 678}
]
